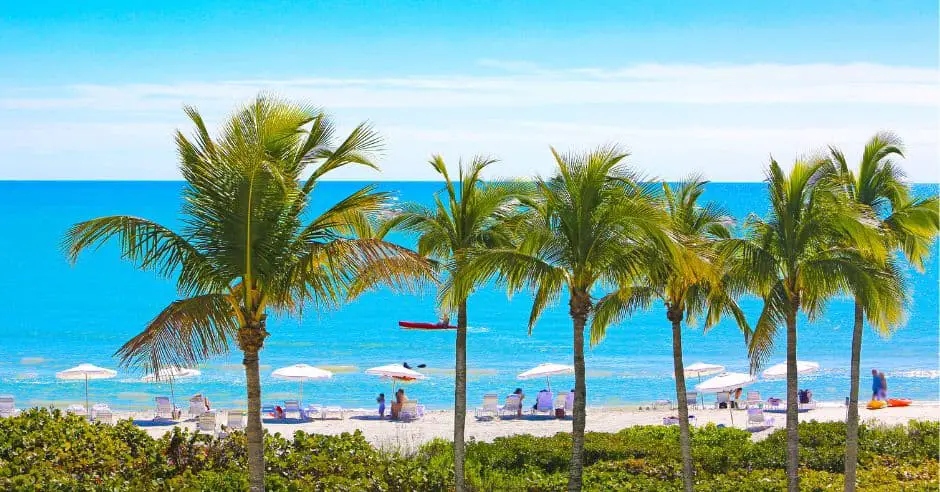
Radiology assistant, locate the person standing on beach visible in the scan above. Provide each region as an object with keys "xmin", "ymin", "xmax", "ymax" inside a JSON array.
[
  {"xmin": 879, "ymin": 372, "xmax": 888, "ymax": 400},
  {"xmin": 871, "ymin": 369, "xmax": 881, "ymax": 400}
]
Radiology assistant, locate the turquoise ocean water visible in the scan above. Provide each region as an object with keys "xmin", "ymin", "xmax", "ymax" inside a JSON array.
[{"xmin": 0, "ymin": 181, "xmax": 937, "ymax": 411}]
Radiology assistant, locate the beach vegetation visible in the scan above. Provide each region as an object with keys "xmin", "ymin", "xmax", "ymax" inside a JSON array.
[
  {"xmin": 62, "ymin": 96, "xmax": 432, "ymax": 491},
  {"xmin": 386, "ymin": 155, "xmax": 532, "ymax": 491},
  {"xmin": 591, "ymin": 176, "xmax": 750, "ymax": 491},
  {"xmin": 1, "ymin": 409, "xmax": 937, "ymax": 491},
  {"xmin": 465, "ymin": 146, "xmax": 673, "ymax": 491},
  {"xmin": 827, "ymin": 132, "xmax": 939, "ymax": 491},
  {"xmin": 727, "ymin": 157, "xmax": 888, "ymax": 491}
]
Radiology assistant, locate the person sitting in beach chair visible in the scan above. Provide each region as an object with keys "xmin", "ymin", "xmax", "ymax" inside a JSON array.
[
  {"xmin": 532, "ymin": 390, "xmax": 554, "ymax": 414},
  {"xmin": 390, "ymin": 389, "xmax": 407, "ymax": 420}
]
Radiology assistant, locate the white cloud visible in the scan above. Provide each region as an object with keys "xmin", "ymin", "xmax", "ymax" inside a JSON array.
[{"xmin": 0, "ymin": 62, "xmax": 937, "ymax": 181}]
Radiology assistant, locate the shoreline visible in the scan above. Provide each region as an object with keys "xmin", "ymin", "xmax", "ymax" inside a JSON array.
[{"xmin": 27, "ymin": 401, "xmax": 936, "ymax": 451}]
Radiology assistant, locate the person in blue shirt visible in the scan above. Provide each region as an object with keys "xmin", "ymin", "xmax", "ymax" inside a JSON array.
[{"xmin": 871, "ymin": 369, "xmax": 882, "ymax": 400}]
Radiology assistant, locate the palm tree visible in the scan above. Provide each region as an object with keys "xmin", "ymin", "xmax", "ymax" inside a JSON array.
[
  {"xmin": 389, "ymin": 156, "xmax": 530, "ymax": 491},
  {"xmin": 731, "ymin": 157, "xmax": 886, "ymax": 492},
  {"xmin": 63, "ymin": 96, "xmax": 431, "ymax": 492},
  {"xmin": 466, "ymin": 146, "xmax": 670, "ymax": 491},
  {"xmin": 828, "ymin": 133, "xmax": 939, "ymax": 491},
  {"xmin": 592, "ymin": 177, "xmax": 749, "ymax": 492}
]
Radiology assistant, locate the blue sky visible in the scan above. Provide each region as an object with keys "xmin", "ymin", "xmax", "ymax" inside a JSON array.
[{"xmin": 1, "ymin": 1, "xmax": 937, "ymax": 180}]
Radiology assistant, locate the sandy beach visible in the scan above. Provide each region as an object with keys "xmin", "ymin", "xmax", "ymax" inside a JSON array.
[{"xmin": 110, "ymin": 402, "xmax": 940, "ymax": 452}]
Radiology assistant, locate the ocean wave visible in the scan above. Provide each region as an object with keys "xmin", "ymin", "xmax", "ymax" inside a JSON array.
[
  {"xmin": 467, "ymin": 326, "xmax": 490, "ymax": 334},
  {"xmin": 19, "ymin": 357, "xmax": 47, "ymax": 365},
  {"xmin": 892, "ymin": 370, "xmax": 939, "ymax": 379}
]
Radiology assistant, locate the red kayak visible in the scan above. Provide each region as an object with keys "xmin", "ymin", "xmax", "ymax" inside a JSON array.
[{"xmin": 398, "ymin": 321, "xmax": 457, "ymax": 330}]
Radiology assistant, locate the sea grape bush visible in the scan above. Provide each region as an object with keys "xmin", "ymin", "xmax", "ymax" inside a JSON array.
[{"xmin": 0, "ymin": 408, "xmax": 936, "ymax": 490}]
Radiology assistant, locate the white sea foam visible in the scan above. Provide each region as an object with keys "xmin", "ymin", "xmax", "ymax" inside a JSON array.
[{"xmin": 892, "ymin": 370, "xmax": 940, "ymax": 379}]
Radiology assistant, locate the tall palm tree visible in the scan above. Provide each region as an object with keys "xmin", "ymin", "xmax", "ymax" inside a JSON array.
[
  {"xmin": 732, "ymin": 158, "xmax": 885, "ymax": 492},
  {"xmin": 592, "ymin": 177, "xmax": 749, "ymax": 492},
  {"xmin": 389, "ymin": 156, "xmax": 530, "ymax": 491},
  {"xmin": 63, "ymin": 96, "xmax": 431, "ymax": 492},
  {"xmin": 828, "ymin": 133, "xmax": 939, "ymax": 491},
  {"xmin": 466, "ymin": 146, "xmax": 670, "ymax": 491}
]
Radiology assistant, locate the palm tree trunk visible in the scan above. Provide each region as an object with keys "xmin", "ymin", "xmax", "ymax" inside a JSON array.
[
  {"xmin": 454, "ymin": 301, "xmax": 468, "ymax": 492},
  {"xmin": 785, "ymin": 306, "xmax": 799, "ymax": 492},
  {"xmin": 567, "ymin": 290, "xmax": 590, "ymax": 492},
  {"xmin": 239, "ymin": 317, "xmax": 268, "ymax": 492},
  {"xmin": 669, "ymin": 315, "xmax": 693, "ymax": 492},
  {"xmin": 843, "ymin": 300, "xmax": 864, "ymax": 491},
  {"xmin": 244, "ymin": 347, "xmax": 265, "ymax": 492}
]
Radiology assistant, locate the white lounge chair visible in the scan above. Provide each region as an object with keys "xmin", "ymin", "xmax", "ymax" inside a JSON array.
[
  {"xmin": 745, "ymin": 391, "xmax": 762, "ymax": 409},
  {"xmin": 66, "ymin": 404, "xmax": 87, "ymax": 416},
  {"xmin": 198, "ymin": 412, "xmax": 217, "ymax": 434},
  {"xmin": 715, "ymin": 391, "xmax": 731, "ymax": 409},
  {"xmin": 399, "ymin": 400, "xmax": 420, "ymax": 421},
  {"xmin": 499, "ymin": 394, "xmax": 522, "ymax": 418},
  {"xmin": 0, "ymin": 395, "xmax": 18, "ymax": 418},
  {"xmin": 651, "ymin": 399, "xmax": 673, "ymax": 410},
  {"xmin": 92, "ymin": 404, "xmax": 113, "ymax": 424},
  {"xmin": 189, "ymin": 395, "xmax": 207, "ymax": 417},
  {"xmin": 155, "ymin": 396, "xmax": 175, "ymax": 419},
  {"xmin": 684, "ymin": 391, "xmax": 699, "ymax": 410},
  {"xmin": 323, "ymin": 405, "xmax": 345, "ymax": 420},
  {"xmin": 746, "ymin": 408, "xmax": 775, "ymax": 431},
  {"xmin": 226, "ymin": 410, "xmax": 246, "ymax": 431},
  {"xmin": 663, "ymin": 415, "xmax": 697, "ymax": 426},
  {"xmin": 284, "ymin": 400, "xmax": 304, "ymax": 419},
  {"xmin": 531, "ymin": 391, "xmax": 554, "ymax": 415},
  {"xmin": 305, "ymin": 404, "xmax": 323, "ymax": 419},
  {"xmin": 475, "ymin": 393, "xmax": 499, "ymax": 419}
]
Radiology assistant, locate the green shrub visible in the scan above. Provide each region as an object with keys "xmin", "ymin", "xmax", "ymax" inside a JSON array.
[{"xmin": 0, "ymin": 410, "xmax": 936, "ymax": 490}]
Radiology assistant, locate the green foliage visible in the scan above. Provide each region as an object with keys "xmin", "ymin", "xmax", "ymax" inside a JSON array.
[{"xmin": 0, "ymin": 410, "xmax": 936, "ymax": 490}]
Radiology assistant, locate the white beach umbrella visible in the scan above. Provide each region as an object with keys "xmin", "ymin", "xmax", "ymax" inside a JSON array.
[
  {"xmin": 694, "ymin": 371, "xmax": 756, "ymax": 393},
  {"xmin": 271, "ymin": 364, "xmax": 333, "ymax": 406},
  {"xmin": 366, "ymin": 363, "xmax": 427, "ymax": 394},
  {"xmin": 517, "ymin": 363, "xmax": 574, "ymax": 392},
  {"xmin": 695, "ymin": 371, "xmax": 756, "ymax": 427},
  {"xmin": 56, "ymin": 363, "xmax": 117, "ymax": 414},
  {"xmin": 141, "ymin": 367, "xmax": 201, "ymax": 403},
  {"xmin": 365, "ymin": 363, "xmax": 427, "ymax": 380},
  {"xmin": 761, "ymin": 361, "xmax": 820, "ymax": 380},
  {"xmin": 684, "ymin": 362, "xmax": 726, "ymax": 378}
]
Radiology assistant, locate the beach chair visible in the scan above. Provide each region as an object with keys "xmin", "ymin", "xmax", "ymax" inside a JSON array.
[
  {"xmin": 66, "ymin": 404, "xmax": 87, "ymax": 416},
  {"xmin": 663, "ymin": 415, "xmax": 697, "ymax": 426},
  {"xmin": 189, "ymin": 395, "xmax": 207, "ymax": 417},
  {"xmin": 399, "ymin": 400, "xmax": 420, "ymax": 421},
  {"xmin": 651, "ymin": 399, "xmax": 673, "ymax": 410},
  {"xmin": 226, "ymin": 410, "xmax": 246, "ymax": 431},
  {"xmin": 744, "ymin": 391, "xmax": 762, "ymax": 409},
  {"xmin": 684, "ymin": 391, "xmax": 699, "ymax": 410},
  {"xmin": 155, "ymin": 396, "xmax": 175, "ymax": 419},
  {"xmin": 765, "ymin": 397, "xmax": 784, "ymax": 411},
  {"xmin": 746, "ymin": 408, "xmax": 775, "ymax": 431},
  {"xmin": 715, "ymin": 391, "xmax": 731, "ymax": 409},
  {"xmin": 197, "ymin": 412, "xmax": 217, "ymax": 434},
  {"xmin": 475, "ymin": 393, "xmax": 500, "ymax": 419},
  {"xmin": 324, "ymin": 405, "xmax": 345, "ymax": 420},
  {"xmin": 499, "ymin": 394, "xmax": 522, "ymax": 418},
  {"xmin": 553, "ymin": 393, "xmax": 566, "ymax": 410},
  {"xmin": 0, "ymin": 395, "xmax": 18, "ymax": 418},
  {"xmin": 305, "ymin": 404, "xmax": 324, "ymax": 419},
  {"xmin": 92, "ymin": 404, "xmax": 113, "ymax": 424},
  {"xmin": 284, "ymin": 400, "xmax": 304, "ymax": 419},
  {"xmin": 532, "ymin": 391, "xmax": 554, "ymax": 415}
]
